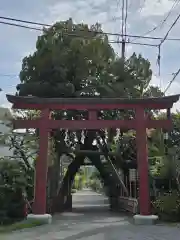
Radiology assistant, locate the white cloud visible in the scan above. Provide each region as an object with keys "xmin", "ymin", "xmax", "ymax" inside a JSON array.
[{"xmin": 140, "ymin": 0, "xmax": 174, "ymax": 17}]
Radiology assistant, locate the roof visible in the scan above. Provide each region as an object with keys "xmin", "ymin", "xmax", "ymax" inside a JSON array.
[
  {"xmin": 6, "ymin": 94, "xmax": 180, "ymax": 110},
  {"xmin": 6, "ymin": 94, "xmax": 180, "ymax": 105}
]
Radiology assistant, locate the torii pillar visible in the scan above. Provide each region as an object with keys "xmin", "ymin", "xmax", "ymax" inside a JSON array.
[
  {"xmin": 133, "ymin": 107, "xmax": 152, "ymax": 224},
  {"xmin": 33, "ymin": 109, "xmax": 50, "ymax": 214},
  {"xmin": 30, "ymin": 108, "xmax": 52, "ymax": 224}
]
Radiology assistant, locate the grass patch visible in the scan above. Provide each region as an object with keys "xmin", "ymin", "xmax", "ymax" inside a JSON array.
[{"xmin": 0, "ymin": 220, "xmax": 44, "ymax": 233}]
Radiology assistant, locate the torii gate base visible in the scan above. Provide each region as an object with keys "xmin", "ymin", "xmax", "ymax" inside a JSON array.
[{"xmin": 6, "ymin": 94, "xmax": 180, "ymax": 225}]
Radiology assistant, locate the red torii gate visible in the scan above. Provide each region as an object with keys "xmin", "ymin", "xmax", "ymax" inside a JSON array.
[{"xmin": 6, "ymin": 94, "xmax": 180, "ymax": 223}]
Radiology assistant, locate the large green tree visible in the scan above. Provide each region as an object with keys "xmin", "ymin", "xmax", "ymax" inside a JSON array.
[{"xmin": 16, "ymin": 19, "xmax": 163, "ymax": 200}]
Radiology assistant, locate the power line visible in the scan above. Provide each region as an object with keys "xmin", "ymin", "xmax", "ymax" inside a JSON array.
[
  {"xmin": 157, "ymin": 10, "xmax": 180, "ymax": 78},
  {"xmin": 0, "ymin": 20, "xmax": 41, "ymax": 31},
  {"xmin": 1, "ymin": 15, "xmax": 179, "ymax": 95},
  {"xmin": 0, "ymin": 20, "xmax": 103, "ymax": 40},
  {"xmin": 158, "ymin": 0, "xmax": 180, "ymax": 30},
  {"xmin": 0, "ymin": 16, "xmax": 159, "ymax": 49},
  {"xmin": 0, "ymin": 18, "xmax": 159, "ymax": 50},
  {"xmin": 0, "ymin": 16, "xmax": 51, "ymax": 27},
  {"xmin": 1, "ymin": 15, "xmax": 180, "ymax": 41},
  {"xmin": 0, "ymin": 19, "xmax": 157, "ymax": 49},
  {"xmin": 131, "ymin": 0, "xmax": 180, "ymax": 42},
  {"xmin": 164, "ymin": 68, "xmax": 180, "ymax": 94},
  {"xmin": 110, "ymin": 40, "xmax": 157, "ymax": 47},
  {"xmin": 159, "ymin": 12, "xmax": 180, "ymax": 46},
  {"xmin": 156, "ymin": 7, "xmax": 180, "ymax": 82}
]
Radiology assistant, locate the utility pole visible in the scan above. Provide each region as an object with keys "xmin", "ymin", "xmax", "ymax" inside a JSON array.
[
  {"xmin": 121, "ymin": 0, "xmax": 126, "ymax": 64},
  {"xmin": 121, "ymin": 39, "xmax": 126, "ymax": 61}
]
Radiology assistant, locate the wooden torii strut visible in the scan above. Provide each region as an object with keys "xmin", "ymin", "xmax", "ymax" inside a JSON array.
[{"xmin": 6, "ymin": 94, "xmax": 180, "ymax": 217}]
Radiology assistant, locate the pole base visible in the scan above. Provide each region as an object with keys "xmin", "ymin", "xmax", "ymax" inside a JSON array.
[
  {"xmin": 27, "ymin": 214, "xmax": 52, "ymax": 224},
  {"xmin": 133, "ymin": 214, "xmax": 158, "ymax": 225}
]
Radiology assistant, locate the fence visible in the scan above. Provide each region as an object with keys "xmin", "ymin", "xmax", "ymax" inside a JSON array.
[{"xmin": 118, "ymin": 169, "xmax": 139, "ymax": 214}]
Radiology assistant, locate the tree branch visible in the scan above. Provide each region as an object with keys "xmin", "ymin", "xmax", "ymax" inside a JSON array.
[{"xmin": 9, "ymin": 136, "xmax": 33, "ymax": 170}]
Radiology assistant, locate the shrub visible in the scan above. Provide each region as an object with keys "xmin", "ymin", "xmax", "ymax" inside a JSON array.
[
  {"xmin": 0, "ymin": 159, "xmax": 33, "ymax": 225},
  {"xmin": 153, "ymin": 191, "xmax": 180, "ymax": 222}
]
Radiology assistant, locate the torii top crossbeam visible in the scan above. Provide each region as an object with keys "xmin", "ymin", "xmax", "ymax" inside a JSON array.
[
  {"xmin": 6, "ymin": 94, "xmax": 180, "ymax": 130},
  {"xmin": 6, "ymin": 94, "xmax": 180, "ymax": 110}
]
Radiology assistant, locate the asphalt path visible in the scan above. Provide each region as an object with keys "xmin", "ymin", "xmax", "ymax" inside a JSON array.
[
  {"xmin": 72, "ymin": 189, "xmax": 109, "ymax": 212},
  {"xmin": 4, "ymin": 189, "xmax": 180, "ymax": 240}
]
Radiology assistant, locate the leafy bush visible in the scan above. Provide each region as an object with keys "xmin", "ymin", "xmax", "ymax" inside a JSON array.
[
  {"xmin": 0, "ymin": 159, "xmax": 33, "ymax": 225},
  {"xmin": 153, "ymin": 191, "xmax": 180, "ymax": 222}
]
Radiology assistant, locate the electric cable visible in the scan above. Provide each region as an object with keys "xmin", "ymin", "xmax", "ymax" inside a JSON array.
[
  {"xmin": 1, "ymin": 15, "xmax": 180, "ymax": 41},
  {"xmin": 0, "ymin": 18, "xmax": 158, "ymax": 48},
  {"xmin": 164, "ymin": 68, "xmax": 180, "ymax": 94},
  {"xmin": 159, "ymin": 12, "xmax": 180, "ymax": 47},
  {"xmin": 131, "ymin": 0, "xmax": 180, "ymax": 42}
]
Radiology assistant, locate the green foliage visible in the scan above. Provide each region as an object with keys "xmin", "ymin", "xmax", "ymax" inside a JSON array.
[
  {"xmin": 18, "ymin": 20, "xmax": 115, "ymax": 98},
  {"xmin": 17, "ymin": 18, "xmax": 162, "ymax": 102},
  {"xmin": 153, "ymin": 191, "xmax": 180, "ymax": 221},
  {"xmin": 0, "ymin": 159, "xmax": 33, "ymax": 225},
  {"xmin": 0, "ymin": 159, "xmax": 28, "ymax": 195},
  {"xmin": 89, "ymin": 168, "xmax": 103, "ymax": 192},
  {"xmin": 72, "ymin": 167, "xmax": 87, "ymax": 190},
  {"xmin": 168, "ymin": 112, "xmax": 180, "ymax": 190},
  {"xmin": 89, "ymin": 168, "xmax": 101, "ymax": 180},
  {"xmin": 148, "ymin": 112, "xmax": 180, "ymax": 190}
]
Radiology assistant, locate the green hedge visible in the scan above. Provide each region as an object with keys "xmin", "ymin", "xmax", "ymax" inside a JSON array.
[{"xmin": 153, "ymin": 191, "xmax": 180, "ymax": 222}]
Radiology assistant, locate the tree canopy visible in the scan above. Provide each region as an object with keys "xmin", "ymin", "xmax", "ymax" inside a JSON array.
[
  {"xmin": 17, "ymin": 18, "xmax": 161, "ymax": 99},
  {"xmin": 16, "ymin": 18, "xmax": 164, "ymax": 154},
  {"xmin": 15, "ymin": 18, "xmax": 167, "ymax": 201}
]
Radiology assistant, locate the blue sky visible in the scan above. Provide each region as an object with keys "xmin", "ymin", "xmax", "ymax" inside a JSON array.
[{"xmin": 0, "ymin": 0, "xmax": 180, "ymax": 110}]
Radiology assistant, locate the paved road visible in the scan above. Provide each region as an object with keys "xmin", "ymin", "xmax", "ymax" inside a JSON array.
[
  {"xmin": 3, "ymin": 189, "xmax": 180, "ymax": 240},
  {"xmin": 72, "ymin": 189, "xmax": 109, "ymax": 209}
]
